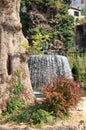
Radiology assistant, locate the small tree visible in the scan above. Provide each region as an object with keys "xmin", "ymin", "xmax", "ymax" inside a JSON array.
[{"xmin": 55, "ymin": 4, "xmax": 74, "ymax": 49}]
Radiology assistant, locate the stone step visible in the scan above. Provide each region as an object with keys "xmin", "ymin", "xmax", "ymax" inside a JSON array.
[{"xmin": 34, "ymin": 91, "xmax": 45, "ymax": 99}]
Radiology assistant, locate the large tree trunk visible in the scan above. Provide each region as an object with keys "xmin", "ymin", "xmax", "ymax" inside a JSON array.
[{"xmin": 0, "ymin": 0, "xmax": 34, "ymax": 113}]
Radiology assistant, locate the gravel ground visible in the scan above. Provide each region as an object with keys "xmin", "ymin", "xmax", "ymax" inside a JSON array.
[
  {"xmin": 0, "ymin": 98, "xmax": 86, "ymax": 130},
  {"xmin": 0, "ymin": 110, "xmax": 86, "ymax": 130}
]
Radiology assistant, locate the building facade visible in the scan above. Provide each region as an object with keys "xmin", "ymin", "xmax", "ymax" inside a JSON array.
[
  {"xmin": 71, "ymin": 0, "xmax": 86, "ymax": 14},
  {"xmin": 68, "ymin": 7, "xmax": 82, "ymax": 19},
  {"xmin": 68, "ymin": 0, "xmax": 86, "ymax": 19}
]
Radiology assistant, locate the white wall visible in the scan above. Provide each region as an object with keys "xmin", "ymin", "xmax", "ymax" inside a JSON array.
[
  {"xmin": 68, "ymin": 8, "xmax": 85, "ymax": 20},
  {"xmin": 71, "ymin": 0, "xmax": 86, "ymax": 10}
]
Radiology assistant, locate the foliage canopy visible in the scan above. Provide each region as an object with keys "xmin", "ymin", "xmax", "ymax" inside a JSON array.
[{"xmin": 20, "ymin": 0, "xmax": 74, "ymax": 54}]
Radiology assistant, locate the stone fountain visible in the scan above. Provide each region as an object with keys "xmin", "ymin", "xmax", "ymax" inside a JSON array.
[{"xmin": 28, "ymin": 55, "xmax": 73, "ymax": 90}]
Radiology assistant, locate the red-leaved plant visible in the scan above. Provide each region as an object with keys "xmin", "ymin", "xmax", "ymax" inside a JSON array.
[{"xmin": 42, "ymin": 77, "xmax": 82, "ymax": 117}]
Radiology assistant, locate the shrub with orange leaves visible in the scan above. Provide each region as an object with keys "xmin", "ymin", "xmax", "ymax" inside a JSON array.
[{"xmin": 42, "ymin": 77, "xmax": 82, "ymax": 117}]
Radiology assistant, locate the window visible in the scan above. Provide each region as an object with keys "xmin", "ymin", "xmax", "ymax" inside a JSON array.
[{"xmin": 74, "ymin": 11, "xmax": 79, "ymax": 16}]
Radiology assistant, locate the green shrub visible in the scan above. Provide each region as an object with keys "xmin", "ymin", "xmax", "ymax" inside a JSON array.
[
  {"xmin": 72, "ymin": 63, "xmax": 80, "ymax": 81},
  {"xmin": 42, "ymin": 77, "xmax": 82, "ymax": 117},
  {"xmin": 30, "ymin": 109, "xmax": 54, "ymax": 124},
  {"xmin": 55, "ymin": 5, "xmax": 74, "ymax": 48},
  {"xmin": 80, "ymin": 73, "xmax": 86, "ymax": 88},
  {"xmin": 67, "ymin": 54, "xmax": 86, "ymax": 87},
  {"xmin": 11, "ymin": 105, "xmax": 55, "ymax": 125},
  {"xmin": 13, "ymin": 70, "xmax": 24, "ymax": 95},
  {"xmin": 7, "ymin": 97, "xmax": 24, "ymax": 114},
  {"xmin": 14, "ymin": 82, "xmax": 24, "ymax": 95},
  {"xmin": 20, "ymin": 0, "xmax": 74, "ymax": 51},
  {"xmin": 6, "ymin": 70, "xmax": 24, "ymax": 114}
]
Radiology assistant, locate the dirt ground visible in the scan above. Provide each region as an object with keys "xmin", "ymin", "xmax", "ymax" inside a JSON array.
[
  {"xmin": 0, "ymin": 110, "xmax": 86, "ymax": 130},
  {"xmin": 0, "ymin": 97, "xmax": 86, "ymax": 130}
]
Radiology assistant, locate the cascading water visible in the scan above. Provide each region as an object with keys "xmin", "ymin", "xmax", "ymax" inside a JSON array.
[{"xmin": 28, "ymin": 55, "xmax": 73, "ymax": 90}]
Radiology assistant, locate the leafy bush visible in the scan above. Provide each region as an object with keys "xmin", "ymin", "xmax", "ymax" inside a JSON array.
[
  {"xmin": 9, "ymin": 105, "xmax": 55, "ymax": 125},
  {"xmin": 21, "ymin": 26, "xmax": 53, "ymax": 55},
  {"xmin": 72, "ymin": 63, "xmax": 80, "ymax": 81},
  {"xmin": 67, "ymin": 54, "xmax": 86, "ymax": 87},
  {"xmin": 76, "ymin": 17, "xmax": 86, "ymax": 24},
  {"xmin": 31, "ymin": 109, "xmax": 54, "ymax": 124},
  {"xmin": 20, "ymin": 0, "xmax": 74, "ymax": 52},
  {"xmin": 14, "ymin": 82, "xmax": 24, "ymax": 95},
  {"xmin": 42, "ymin": 77, "xmax": 82, "ymax": 117},
  {"xmin": 6, "ymin": 70, "xmax": 24, "ymax": 114},
  {"xmin": 81, "ymin": 73, "xmax": 86, "ymax": 89},
  {"xmin": 7, "ymin": 97, "xmax": 24, "ymax": 114},
  {"xmin": 55, "ymin": 5, "xmax": 74, "ymax": 48},
  {"xmin": 14, "ymin": 70, "xmax": 24, "ymax": 95}
]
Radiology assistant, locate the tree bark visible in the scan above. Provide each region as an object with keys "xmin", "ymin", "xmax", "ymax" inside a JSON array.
[{"xmin": 0, "ymin": 0, "xmax": 34, "ymax": 113}]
